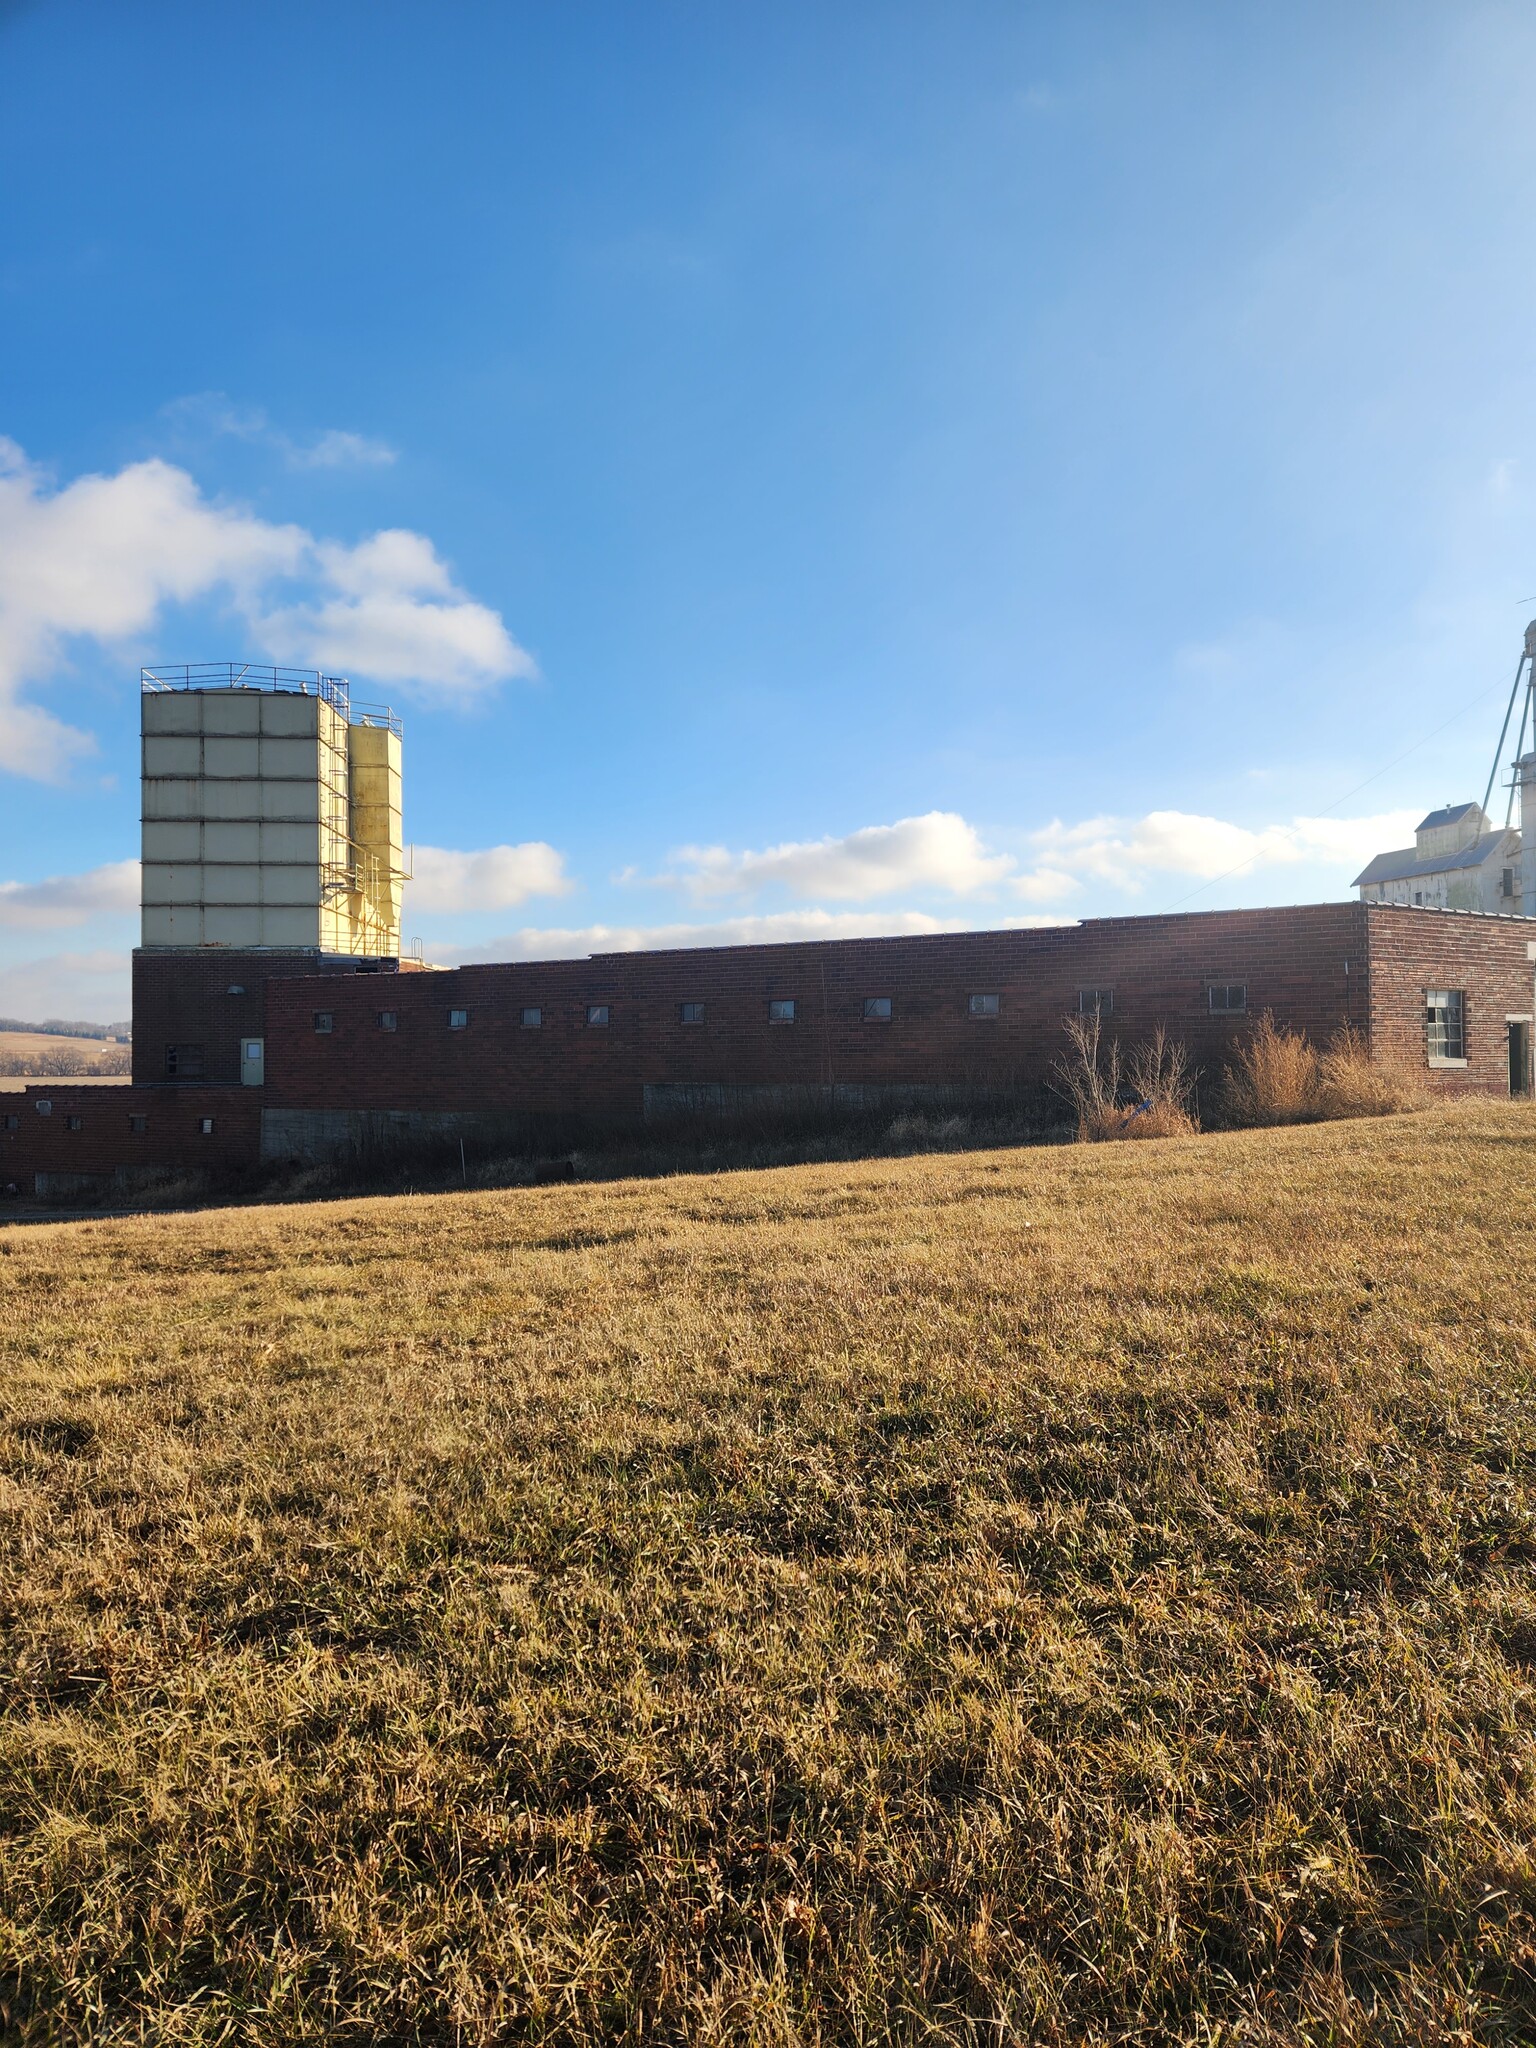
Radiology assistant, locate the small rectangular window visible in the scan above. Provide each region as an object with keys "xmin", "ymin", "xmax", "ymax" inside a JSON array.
[
  {"xmin": 2, "ymin": 1113, "xmax": 20, "ymax": 1131},
  {"xmin": 65, "ymin": 1114, "xmax": 82, "ymax": 1131},
  {"xmin": 376, "ymin": 1010, "xmax": 397, "ymax": 1032},
  {"xmin": 128, "ymin": 1114, "xmax": 147, "ymax": 1134},
  {"xmin": 1426, "ymin": 988, "xmax": 1466, "ymax": 1062},
  {"xmin": 521, "ymin": 1006, "xmax": 542, "ymax": 1029},
  {"xmin": 165, "ymin": 1043, "xmax": 204, "ymax": 1078},
  {"xmin": 199, "ymin": 1118, "xmax": 215, "ymax": 1136},
  {"xmin": 448, "ymin": 1008, "xmax": 469, "ymax": 1030},
  {"xmin": 1503, "ymin": 868, "xmax": 1516, "ymax": 898},
  {"xmin": 1208, "ymin": 985, "xmax": 1247, "ymax": 1014},
  {"xmin": 587, "ymin": 1004, "xmax": 611, "ymax": 1027},
  {"xmin": 863, "ymin": 996, "xmax": 892, "ymax": 1021},
  {"xmin": 768, "ymin": 998, "xmax": 796, "ymax": 1023},
  {"xmin": 313, "ymin": 1011, "xmax": 334, "ymax": 1034},
  {"xmin": 679, "ymin": 1001, "xmax": 705, "ymax": 1024},
  {"xmin": 968, "ymin": 992, "xmax": 1000, "ymax": 1018},
  {"xmin": 1078, "ymin": 988, "xmax": 1112, "ymax": 1015}
]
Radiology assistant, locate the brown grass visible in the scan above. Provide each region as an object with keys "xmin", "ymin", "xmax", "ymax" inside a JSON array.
[{"xmin": 2, "ymin": 1103, "xmax": 1535, "ymax": 2044}]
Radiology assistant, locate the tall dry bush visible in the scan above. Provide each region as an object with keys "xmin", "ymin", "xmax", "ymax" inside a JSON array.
[
  {"xmin": 1054, "ymin": 1013, "xmax": 1198, "ymax": 1141},
  {"xmin": 1317, "ymin": 1024, "xmax": 1428, "ymax": 1118},
  {"xmin": 1222, "ymin": 1012, "xmax": 1320, "ymax": 1126},
  {"xmin": 1225, "ymin": 1013, "xmax": 1427, "ymax": 1126}
]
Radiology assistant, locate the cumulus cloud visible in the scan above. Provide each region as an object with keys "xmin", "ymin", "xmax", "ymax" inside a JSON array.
[
  {"xmin": 444, "ymin": 907, "xmax": 984, "ymax": 964},
  {"xmin": 0, "ymin": 437, "xmax": 532, "ymax": 780},
  {"xmin": 1019, "ymin": 807, "xmax": 1420, "ymax": 895},
  {"xmin": 657, "ymin": 812, "xmax": 1016, "ymax": 903},
  {"xmin": 409, "ymin": 842, "xmax": 572, "ymax": 914},
  {"xmin": 0, "ymin": 859, "xmax": 140, "ymax": 931}
]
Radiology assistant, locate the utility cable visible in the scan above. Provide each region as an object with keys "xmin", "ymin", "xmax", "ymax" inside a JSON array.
[{"xmin": 1155, "ymin": 671, "xmax": 1515, "ymax": 916}]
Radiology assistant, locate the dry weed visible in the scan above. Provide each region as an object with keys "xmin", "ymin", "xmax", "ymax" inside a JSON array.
[{"xmin": 1, "ymin": 1104, "xmax": 1534, "ymax": 2044}]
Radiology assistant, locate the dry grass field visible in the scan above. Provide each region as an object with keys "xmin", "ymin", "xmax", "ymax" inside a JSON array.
[
  {"xmin": 2, "ymin": 1102, "xmax": 1534, "ymax": 2045},
  {"xmin": 0, "ymin": 1033, "xmax": 131, "ymax": 1090}
]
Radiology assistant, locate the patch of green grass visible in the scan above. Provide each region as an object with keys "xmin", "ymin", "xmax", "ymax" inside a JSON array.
[{"xmin": 2, "ymin": 1103, "xmax": 1534, "ymax": 2043}]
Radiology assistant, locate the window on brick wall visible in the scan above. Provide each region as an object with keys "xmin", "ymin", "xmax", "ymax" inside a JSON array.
[
  {"xmin": 521, "ymin": 1007, "xmax": 542, "ymax": 1028},
  {"xmin": 65, "ymin": 1115, "xmax": 82, "ymax": 1131},
  {"xmin": 448, "ymin": 1008, "xmax": 469, "ymax": 1030},
  {"xmin": 128, "ymin": 1114, "xmax": 147, "ymax": 1134},
  {"xmin": 863, "ymin": 996, "xmax": 893, "ymax": 1020},
  {"xmin": 587, "ymin": 1004, "xmax": 611, "ymax": 1027},
  {"xmin": 1208, "ymin": 985, "xmax": 1247, "ymax": 1014},
  {"xmin": 377, "ymin": 1011, "xmax": 397, "ymax": 1031},
  {"xmin": 768, "ymin": 998, "xmax": 796, "ymax": 1023},
  {"xmin": 165, "ymin": 1043, "xmax": 204, "ymax": 1078},
  {"xmin": 969, "ymin": 992, "xmax": 1000, "ymax": 1018},
  {"xmin": 1426, "ymin": 988, "xmax": 1466, "ymax": 1061},
  {"xmin": 313, "ymin": 1011, "xmax": 334, "ymax": 1034},
  {"xmin": 199, "ymin": 1118, "xmax": 215, "ymax": 1136},
  {"xmin": 1078, "ymin": 988, "xmax": 1113, "ymax": 1015},
  {"xmin": 679, "ymin": 1001, "xmax": 705, "ymax": 1024},
  {"xmin": 2, "ymin": 1113, "xmax": 20, "ymax": 1131}
]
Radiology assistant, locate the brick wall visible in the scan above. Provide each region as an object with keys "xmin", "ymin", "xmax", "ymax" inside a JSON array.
[
  {"xmin": 1, "ymin": 1084, "xmax": 259, "ymax": 1192},
  {"xmin": 130, "ymin": 948, "xmax": 382, "ymax": 1086},
  {"xmin": 1364, "ymin": 905, "xmax": 1534, "ymax": 1093},
  {"xmin": 261, "ymin": 905, "xmax": 1370, "ymax": 1118}
]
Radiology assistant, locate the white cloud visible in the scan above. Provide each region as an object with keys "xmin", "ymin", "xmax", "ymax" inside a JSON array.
[
  {"xmin": 410, "ymin": 842, "xmax": 572, "ymax": 914},
  {"xmin": 445, "ymin": 906, "xmax": 991, "ymax": 965},
  {"xmin": 0, "ymin": 949, "xmax": 131, "ymax": 1023},
  {"xmin": 1021, "ymin": 807, "xmax": 1420, "ymax": 894},
  {"xmin": 161, "ymin": 394, "xmax": 396, "ymax": 470},
  {"xmin": 287, "ymin": 429, "xmax": 397, "ymax": 471},
  {"xmin": 658, "ymin": 811, "xmax": 1016, "ymax": 902},
  {"xmin": 0, "ymin": 437, "xmax": 531, "ymax": 779},
  {"xmin": 0, "ymin": 859, "xmax": 140, "ymax": 931}
]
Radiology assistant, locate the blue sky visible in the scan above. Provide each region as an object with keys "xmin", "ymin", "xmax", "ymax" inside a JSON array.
[{"xmin": 4, "ymin": 0, "xmax": 1536, "ymax": 1020}]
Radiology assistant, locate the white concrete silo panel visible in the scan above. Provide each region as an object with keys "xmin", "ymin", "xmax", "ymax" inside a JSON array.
[
  {"xmin": 203, "ymin": 736, "xmax": 260, "ymax": 779},
  {"xmin": 261, "ymin": 780, "xmax": 321, "ymax": 822},
  {"xmin": 200, "ymin": 780, "xmax": 253, "ymax": 820},
  {"xmin": 144, "ymin": 734, "xmax": 202, "ymax": 778},
  {"xmin": 260, "ymin": 736, "xmax": 323, "ymax": 779},
  {"xmin": 261, "ymin": 821, "xmax": 321, "ymax": 863},
  {"xmin": 140, "ymin": 906, "xmax": 181, "ymax": 945},
  {"xmin": 202, "ymin": 821, "xmax": 261, "ymax": 863},
  {"xmin": 262, "ymin": 905, "xmax": 322, "ymax": 946},
  {"xmin": 261, "ymin": 865, "xmax": 320, "ymax": 906},
  {"xmin": 142, "ymin": 779, "xmax": 199, "ymax": 820},
  {"xmin": 140, "ymin": 864, "xmax": 179, "ymax": 905},
  {"xmin": 142, "ymin": 693, "xmax": 202, "ymax": 735},
  {"xmin": 205, "ymin": 905, "xmax": 264, "ymax": 946},
  {"xmin": 260, "ymin": 693, "xmax": 320, "ymax": 736},
  {"xmin": 201, "ymin": 693, "xmax": 263, "ymax": 736},
  {"xmin": 203, "ymin": 866, "xmax": 262, "ymax": 905},
  {"xmin": 142, "ymin": 821, "xmax": 201, "ymax": 862}
]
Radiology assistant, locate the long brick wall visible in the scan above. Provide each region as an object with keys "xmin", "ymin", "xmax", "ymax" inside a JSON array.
[
  {"xmin": 260, "ymin": 905, "xmax": 1373, "ymax": 1119},
  {"xmin": 2, "ymin": 1084, "xmax": 259, "ymax": 1194}
]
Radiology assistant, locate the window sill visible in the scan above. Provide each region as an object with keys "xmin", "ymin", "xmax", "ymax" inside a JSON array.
[{"xmin": 1427, "ymin": 1056, "xmax": 1468, "ymax": 1069}]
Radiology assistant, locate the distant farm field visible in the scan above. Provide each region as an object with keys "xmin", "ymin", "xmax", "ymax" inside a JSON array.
[
  {"xmin": 0, "ymin": 1032, "xmax": 130, "ymax": 1089},
  {"xmin": 2, "ymin": 1105, "xmax": 1534, "ymax": 2044}
]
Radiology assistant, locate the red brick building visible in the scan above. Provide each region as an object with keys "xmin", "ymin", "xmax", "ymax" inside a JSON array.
[{"xmin": 4, "ymin": 901, "xmax": 1532, "ymax": 1198}]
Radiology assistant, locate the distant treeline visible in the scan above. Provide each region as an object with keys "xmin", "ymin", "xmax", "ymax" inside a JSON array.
[
  {"xmin": 0, "ymin": 1043, "xmax": 132, "ymax": 1076},
  {"xmin": 0, "ymin": 1017, "xmax": 132, "ymax": 1041}
]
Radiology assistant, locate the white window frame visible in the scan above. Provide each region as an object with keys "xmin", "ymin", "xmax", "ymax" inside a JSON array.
[
  {"xmin": 768, "ymin": 998, "xmax": 796, "ymax": 1023},
  {"xmin": 447, "ymin": 1008, "xmax": 469, "ymax": 1031},
  {"xmin": 1426, "ymin": 988, "xmax": 1466, "ymax": 1066}
]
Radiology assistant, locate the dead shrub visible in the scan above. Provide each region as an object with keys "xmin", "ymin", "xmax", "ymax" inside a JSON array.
[
  {"xmin": 1223, "ymin": 1012, "xmax": 1321, "ymax": 1126},
  {"xmin": 1055, "ymin": 1014, "xmax": 1198, "ymax": 1141},
  {"xmin": 1318, "ymin": 1024, "xmax": 1429, "ymax": 1119}
]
